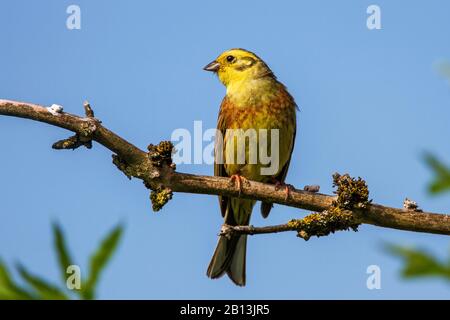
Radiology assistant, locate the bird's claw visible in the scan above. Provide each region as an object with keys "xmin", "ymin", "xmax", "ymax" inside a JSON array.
[
  {"xmin": 274, "ymin": 181, "xmax": 295, "ymax": 201},
  {"xmin": 229, "ymin": 174, "xmax": 249, "ymax": 196}
]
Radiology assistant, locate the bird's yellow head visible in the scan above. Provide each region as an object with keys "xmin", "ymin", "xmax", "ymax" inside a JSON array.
[{"xmin": 203, "ymin": 48, "xmax": 274, "ymax": 87}]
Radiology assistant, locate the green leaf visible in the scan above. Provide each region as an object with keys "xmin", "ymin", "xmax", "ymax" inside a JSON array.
[
  {"xmin": 16, "ymin": 263, "xmax": 68, "ymax": 300},
  {"xmin": 80, "ymin": 224, "xmax": 123, "ymax": 299},
  {"xmin": 424, "ymin": 153, "xmax": 450, "ymax": 194},
  {"xmin": 435, "ymin": 61, "xmax": 450, "ymax": 80},
  {"xmin": 0, "ymin": 260, "xmax": 35, "ymax": 300},
  {"xmin": 387, "ymin": 244, "xmax": 450, "ymax": 280},
  {"xmin": 52, "ymin": 222, "xmax": 74, "ymax": 285}
]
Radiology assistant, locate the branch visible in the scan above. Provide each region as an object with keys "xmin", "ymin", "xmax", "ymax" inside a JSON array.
[
  {"xmin": 219, "ymin": 208, "xmax": 359, "ymax": 241},
  {"xmin": 1, "ymin": 99, "xmax": 450, "ymax": 238}
]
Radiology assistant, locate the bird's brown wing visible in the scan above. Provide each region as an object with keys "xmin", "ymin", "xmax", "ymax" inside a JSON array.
[
  {"xmin": 215, "ymin": 97, "xmax": 229, "ymax": 217},
  {"xmin": 260, "ymin": 118, "xmax": 297, "ymax": 218}
]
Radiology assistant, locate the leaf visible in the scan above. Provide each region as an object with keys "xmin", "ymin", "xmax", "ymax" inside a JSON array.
[
  {"xmin": 16, "ymin": 263, "xmax": 68, "ymax": 300},
  {"xmin": 387, "ymin": 244, "xmax": 450, "ymax": 280},
  {"xmin": 52, "ymin": 222, "xmax": 74, "ymax": 285},
  {"xmin": 80, "ymin": 224, "xmax": 123, "ymax": 299},
  {"xmin": 424, "ymin": 153, "xmax": 450, "ymax": 194},
  {"xmin": 435, "ymin": 61, "xmax": 450, "ymax": 80},
  {"xmin": 0, "ymin": 260, "xmax": 35, "ymax": 300}
]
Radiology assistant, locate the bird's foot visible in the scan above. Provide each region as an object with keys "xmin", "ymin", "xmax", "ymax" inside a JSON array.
[
  {"xmin": 273, "ymin": 179, "xmax": 295, "ymax": 201},
  {"xmin": 229, "ymin": 174, "xmax": 249, "ymax": 196}
]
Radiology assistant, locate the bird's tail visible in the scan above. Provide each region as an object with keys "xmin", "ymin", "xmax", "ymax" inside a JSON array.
[
  {"xmin": 207, "ymin": 198, "xmax": 254, "ymax": 286},
  {"xmin": 207, "ymin": 233, "xmax": 247, "ymax": 286}
]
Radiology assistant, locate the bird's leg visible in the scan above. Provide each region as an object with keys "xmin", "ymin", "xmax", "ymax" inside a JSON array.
[
  {"xmin": 229, "ymin": 174, "xmax": 249, "ymax": 196},
  {"xmin": 272, "ymin": 178, "xmax": 295, "ymax": 201}
]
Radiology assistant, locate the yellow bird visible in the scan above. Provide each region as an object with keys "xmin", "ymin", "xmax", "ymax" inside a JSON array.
[{"xmin": 204, "ymin": 48, "xmax": 297, "ymax": 286}]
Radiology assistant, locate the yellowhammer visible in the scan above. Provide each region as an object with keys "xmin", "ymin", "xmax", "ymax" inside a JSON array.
[{"xmin": 204, "ymin": 48, "xmax": 297, "ymax": 286}]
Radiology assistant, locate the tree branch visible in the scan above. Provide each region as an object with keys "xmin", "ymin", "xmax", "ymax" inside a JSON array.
[{"xmin": 1, "ymin": 99, "xmax": 450, "ymax": 237}]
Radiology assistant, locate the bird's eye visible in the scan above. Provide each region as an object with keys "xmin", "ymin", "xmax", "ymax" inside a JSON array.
[{"xmin": 226, "ymin": 55, "xmax": 235, "ymax": 63}]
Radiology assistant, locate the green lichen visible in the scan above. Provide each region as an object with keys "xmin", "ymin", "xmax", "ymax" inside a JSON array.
[
  {"xmin": 150, "ymin": 187, "xmax": 173, "ymax": 212},
  {"xmin": 332, "ymin": 173, "xmax": 371, "ymax": 209},
  {"xmin": 112, "ymin": 155, "xmax": 133, "ymax": 179},
  {"xmin": 110, "ymin": 140, "xmax": 175, "ymax": 212},
  {"xmin": 288, "ymin": 210, "xmax": 359, "ymax": 241},
  {"xmin": 79, "ymin": 121, "xmax": 96, "ymax": 137},
  {"xmin": 146, "ymin": 141, "xmax": 176, "ymax": 211},
  {"xmin": 52, "ymin": 134, "xmax": 92, "ymax": 150},
  {"xmin": 52, "ymin": 120, "xmax": 96, "ymax": 150},
  {"xmin": 288, "ymin": 173, "xmax": 370, "ymax": 240},
  {"xmin": 147, "ymin": 141, "xmax": 174, "ymax": 168},
  {"xmin": 111, "ymin": 153, "xmax": 154, "ymax": 181}
]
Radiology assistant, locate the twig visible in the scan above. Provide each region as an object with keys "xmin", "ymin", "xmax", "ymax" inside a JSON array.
[{"xmin": 220, "ymin": 208, "xmax": 359, "ymax": 240}]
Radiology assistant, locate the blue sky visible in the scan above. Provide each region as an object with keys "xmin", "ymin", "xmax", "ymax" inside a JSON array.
[{"xmin": 1, "ymin": 0, "xmax": 450, "ymax": 299}]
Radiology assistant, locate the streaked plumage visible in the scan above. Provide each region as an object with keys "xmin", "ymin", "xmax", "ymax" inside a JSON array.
[{"xmin": 204, "ymin": 49, "xmax": 297, "ymax": 286}]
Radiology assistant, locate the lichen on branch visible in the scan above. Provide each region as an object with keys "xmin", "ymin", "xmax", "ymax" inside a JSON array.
[
  {"xmin": 150, "ymin": 187, "xmax": 173, "ymax": 212},
  {"xmin": 287, "ymin": 173, "xmax": 370, "ymax": 240},
  {"xmin": 287, "ymin": 210, "xmax": 359, "ymax": 240},
  {"xmin": 147, "ymin": 141, "xmax": 175, "ymax": 169},
  {"xmin": 331, "ymin": 173, "xmax": 371, "ymax": 210}
]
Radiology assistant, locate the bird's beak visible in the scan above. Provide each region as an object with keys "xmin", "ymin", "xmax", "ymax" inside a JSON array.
[{"xmin": 203, "ymin": 60, "xmax": 220, "ymax": 72}]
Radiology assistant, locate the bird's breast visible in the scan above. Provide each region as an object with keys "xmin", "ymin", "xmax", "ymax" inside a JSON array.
[{"xmin": 220, "ymin": 84, "xmax": 296, "ymax": 181}]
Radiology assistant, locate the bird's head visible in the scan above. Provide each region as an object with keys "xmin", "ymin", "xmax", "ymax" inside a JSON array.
[{"xmin": 203, "ymin": 48, "xmax": 274, "ymax": 87}]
